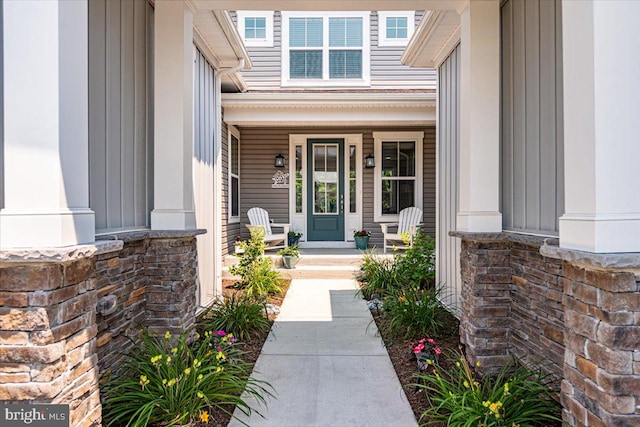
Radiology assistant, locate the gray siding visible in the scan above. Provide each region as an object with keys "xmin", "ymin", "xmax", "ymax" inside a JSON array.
[
  {"xmin": 436, "ymin": 44, "xmax": 461, "ymax": 313},
  {"xmin": 0, "ymin": 1, "xmax": 4, "ymax": 210},
  {"xmin": 236, "ymin": 126, "xmax": 435, "ymax": 246},
  {"xmin": 370, "ymin": 11, "xmax": 435, "ymax": 89},
  {"xmin": 501, "ymin": 0, "xmax": 564, "ymax": 235},
  {"xmin": 221, "ymin": 121, "xmax": 241, "ymax": 255},
  {"xmin": 89, "ymin": 0, "xmax": 153, "ymax": 232},
  {"xmin": 236, "ymin": 11, "xmax": 435, "ymax": 90}
]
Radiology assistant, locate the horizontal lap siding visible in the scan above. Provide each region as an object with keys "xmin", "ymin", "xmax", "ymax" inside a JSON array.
[
  {"xmin": 236, "ymin": 126, "xmax": 435, "ymax": 246},
  {"xmin": 89, "ymin": 0, "xmax": 153, "ymax": 232},
  {"xmin": 437, "ymin": 45, "xmax": 462, "ymax": 313},
  {"xmin": 501, "ymin": 0, "xmax": 564, "ymax": 235},
  {"xmin": 370, "ymin": 11, "xmax": 436, "ymax": 89}
]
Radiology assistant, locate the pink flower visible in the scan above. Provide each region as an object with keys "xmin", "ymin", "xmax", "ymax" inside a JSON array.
[
  {"xmin": 213, "ymin": 330, "xmax": 226, "ymax": 336},
  {"xmin": 217, "ymin": 346, "xmax": 223, "ymax": 352},
  {"xmin": 414, "ymin": 343, "xmax": 425, "ymax": 354},
  {"xmin": 434, "ymin": 347, "xmax": 442, "ymax": 355},
  {"xmin": 427, "ymin": 338, "xmax": 435, "ymax": 344}
]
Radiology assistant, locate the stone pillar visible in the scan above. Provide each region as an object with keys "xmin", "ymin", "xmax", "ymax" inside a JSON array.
[
  {"xmin": 144, "ymin": 234, "xmax": 199, "ymax": 336},
  {"xmin": 455, "ymin": 233, "xmax": 512, "ymax": 373},
  {"xmin": 456, "ymin": 0, "xmax": 502, "ymax": 232},
  {"xmin": 150, "ymin": 0, "xmax": 196, "ymax": 230},
  {"xmin": 560, "ymin": 0, "xmax": 640, "ymax": 252},
  {"xmin": 545, "ymin": 251, "xmax": 640, "ymax": 427},
  {"xmin": 0, "ymin": 0, "xmax": 94, "ymax": 248},
  {"xmin": 0, "ymin": 251, "xmax": 101, "ymax": 427}
]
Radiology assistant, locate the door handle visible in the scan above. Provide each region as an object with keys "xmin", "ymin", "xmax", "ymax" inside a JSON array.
[{"xmin": 340, "ymin": 194, "xmax": 344, "ymax": 213}]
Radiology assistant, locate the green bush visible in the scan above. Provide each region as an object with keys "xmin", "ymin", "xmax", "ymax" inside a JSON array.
[
  {"xmin": 198, "ymin": 293, "xmax": 271, "ymax": 341},
  {"xmin": 356, "ymin": 251, "xmax": 401, "ymax": 299},
  {"xmin": 230, "ymin": 227, "xmax": 282, "ymax": 297},
  {"xmin": 381, "ymin": 285, "xmax": 454, "ymax": 339},
  {"xmin": 102, "ymin": 329, "xmax": 272, "ymax": 427},
  {"xmin": 395, "ymin": 230, "xmax": 436, "ymax": 289},
  {"xmin": 415, "ymin": 351, "xmax": 562, "ymax": 427}
]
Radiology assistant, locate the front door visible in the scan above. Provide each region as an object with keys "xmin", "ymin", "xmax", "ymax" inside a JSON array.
[{"xmin": 307, "ymin": 139, "xmax": 344, "ymax": 241}]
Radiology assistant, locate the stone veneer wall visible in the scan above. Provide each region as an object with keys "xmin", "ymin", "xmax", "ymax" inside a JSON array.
[
  {"xmin": 0, "ymin": 230, "xmax": 203, "ymax": 427},
  {"xmin": 455, "ymin": 232, "xmax": 640, "ymax": 427}
]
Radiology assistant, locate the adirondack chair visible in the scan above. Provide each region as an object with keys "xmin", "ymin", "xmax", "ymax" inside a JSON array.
[
  {"xmin": 246, "ymin": 207, "xmax": 290, "ymax": 251},
  {"xmin": 379, "ymin": 207, "xmax": 423, "ymax": 253}
]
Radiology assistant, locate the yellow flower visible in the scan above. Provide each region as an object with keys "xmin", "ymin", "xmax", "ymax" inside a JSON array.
[
  {"xmin": 195, "ymin": 332, "xmax": 201, "ymax": 340},
  {"xmin": 448, "ymin": 391, "xmax": 456, "ymax": 399},
  {"xmin": 504, "ymin": 382, "xmax": 510, "ymax": 393},
  {"xmin": 166, "ymin": 356, "xmax": 172, "ymax": 363},
  {"xmin": 483, "ymin": 401, "xmax": 491, "ymax": 408},
  {"xmin": 198, "ymin": 374, "xmax": 203, "ymax": 381},
  {"xmin": 184, "ymin": 368, "xmax": 191, "ymax": 375},
  {"xmin": 197, "ymin": 391, "xmax": 205, "ymax": 399},
  {"xmin": 171, "ymin": 347, "xmax": 178, "ymax": 354},
  {"xmin": 151, "ymin": 355, "xmax": 162, "ymax": 364},
  {"xmin": 398, "ymin": 296, "xmax": 407, "ymax": 302},
  {"xmin": 167, "ymin": 378, "xmax": 176, "ymax": 387},
  {"xmin": 455, "ymin": 361, "xmax": 461, "ymax": 367},
  {"xmin": 476, "ymin": 361, "xmax": 481, "ymax": 367},
  {"xmin": 216, "ymin": 366, "xmax": 224, "ymax": 373},
  {"xmin": 463, "ymin": 381, "xmax": 470, "ymax": 388},
  {"xmin": 139, "ymin": 375, "xmax": 149, "ymax": 389},
  {"xmin": 216, "ymin": 351, "xmax": 226, "ymax": 361},
  {"xmin": 193, "ymin": 358, "xmax": 201, "ymax": 368},
  {"xmin": 164, "ymin": 331, "xmax": 172, "ymax": 339},
  {"xmin": 162, "ymin": 379, "xmax": 167, "ymax": 385},
  {"xmin": 200, "ymin": 411, "xmax": 210, "ymax": 423}
]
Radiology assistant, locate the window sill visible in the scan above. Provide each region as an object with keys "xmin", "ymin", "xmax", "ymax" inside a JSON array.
[{"xmin": 281, "ymin": 79, "xmax": 371, "ymax": 88}]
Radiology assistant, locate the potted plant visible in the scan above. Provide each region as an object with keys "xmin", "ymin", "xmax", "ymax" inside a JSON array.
[
  {"xmin": 287, "ymin": 230, "xmax": 303, "ymax": 246},
  {"xmin": 278, "ymin": 244, "xmax": 300, "ymax": 269},
  {"xmin": 353, "ymin": 230, "xmax": 371, "ymax": 250}
]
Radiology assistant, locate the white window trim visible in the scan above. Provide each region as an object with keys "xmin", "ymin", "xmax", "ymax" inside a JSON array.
[
  {"xmin": 377, "ymin": 11, "xmax": 415, "ymax": 47},
  {"xmin": 228, "ymin": 126, "xmax": 241, "ymax": 223},
  {"xmin": 236, "ymin": 11, "xmax": 274, "ymax": 47},
  {"xmin": 281, "ymin": 11, "xmax": 371, "ymax": 88},
  {"xmin": 373, "ymin": 131, "xmax": 424, "ymax": 223}
]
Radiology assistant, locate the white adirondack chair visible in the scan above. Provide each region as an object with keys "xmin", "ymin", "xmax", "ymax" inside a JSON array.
[
  {"xmin": 246, "ymin": 207, "xmax": 290, "ymax": 251},
  {"xmin": 379, "ymin": 207, "xmax": 423, "ymax": 253}
]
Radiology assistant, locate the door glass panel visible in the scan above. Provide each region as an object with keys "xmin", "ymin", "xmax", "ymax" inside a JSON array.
[
  {"xmin": 313, "ymin": 144, "xmax": 339, "ymax": 214},
  {"xmin": 349, "ymin": 145, "xmax": 356, "ymax": 213},
  {"xmin": 295, "ymin": 145, "xmax": 303, "ymax": 213}
]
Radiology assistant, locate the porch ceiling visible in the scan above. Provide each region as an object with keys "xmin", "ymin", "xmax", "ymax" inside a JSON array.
[
  {"xmin": 222, "ymin": 92, "xmax": 436, "ymax": 127},
  {"xmin": 192, "ymin": 0, "xmax": 464, "ymax": 12}
]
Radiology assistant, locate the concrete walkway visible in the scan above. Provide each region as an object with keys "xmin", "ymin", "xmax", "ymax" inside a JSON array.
[{"xmin": 228, "ymin": 279, "xmax": 418, "ymax": 427}]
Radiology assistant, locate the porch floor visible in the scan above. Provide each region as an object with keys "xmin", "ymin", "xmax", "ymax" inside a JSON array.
[{"xmin": 227, "ymin": 278, "xmax": 417, "ymax": 427}]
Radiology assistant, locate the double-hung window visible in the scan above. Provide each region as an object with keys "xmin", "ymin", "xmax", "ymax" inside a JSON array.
[
  {"xmin": 282, "ymin": 12, "xmax": 370, "ymax": 86},
  {"xmin": 377, "ymin": 11, "xmax": 415, "ymax": 46},
  {"xmin": 236, "ymin": 11, "xmax": 274, "ymax": 47},
  {"xmin": 373, "ymin": 132, "xmax": 423, "ymax": 222},
  {"xmin": 228, "ymin": 128, "xmax": 241, "ymax": 223}
]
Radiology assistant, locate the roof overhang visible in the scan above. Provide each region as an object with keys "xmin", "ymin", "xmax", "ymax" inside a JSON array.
[
  {"xmin": 193, "ymin": 0, "xmax": 464, "ymax": 12},
  {"xmin": 222, "ymin": 92, "xmax": 436, "ymax": 127},
  {"xmin": 402, "ymin": 10, "xmax": 461, "ymax": 68},
  {"xmin": 189, "ymin": 3, "xmax": 253, "ymax": 91}
]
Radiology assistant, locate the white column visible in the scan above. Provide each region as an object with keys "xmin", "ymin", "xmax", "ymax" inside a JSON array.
[
  {"xmin": 560, "ymin": 1, "xmax": 640, "ymax": 253},
  {"xmin": 456, "ymin": 0, "xmax": 502, "ymax": 233},
  {"xmin": 151, "ymin": 0, "xmax": 196, "ymax": 230},
  {"xmin": 0, "ymin": 0, "xmax": 94, "ymax": 249}
]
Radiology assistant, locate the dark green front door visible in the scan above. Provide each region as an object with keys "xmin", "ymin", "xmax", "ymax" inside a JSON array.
[{"xmin": 307, "ymin": 139, "xmax": 344, "ymax": 241}]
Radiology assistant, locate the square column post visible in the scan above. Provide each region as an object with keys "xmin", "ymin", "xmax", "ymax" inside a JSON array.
[
  {"xmin": 151, "ymin": 0, "xmax": 196, "ymax": 230},
  {"xmin": 1, "ymin": 0, "xmax": 94, "ymax": 248},
  {"xmin": 560, "ymin": 0, "xmax": 640, "ymax": 253},
  {"xmin": 456, "ymin": 0, "xmax": 502, "ymax": 232}
]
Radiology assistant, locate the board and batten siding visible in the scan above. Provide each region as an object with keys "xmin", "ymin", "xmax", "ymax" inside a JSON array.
[
  {"xmin": 193, "ymin": 47, "xmax": 218, "ymax": 305},
  {"xmin": 236, "ymin": 126, "xmax": 435, "ymax": 247},
  {"xmin": 0, "ymin": 1, "xmax": 4, "ymax": 210},
  {"xmin": 89, "ymin": 0, "xmax": 154, "ymax": 232},
  {"xmin": 501, "ymin": 0, "xmax": 564, "ymax": 235},
  {"xmin": 235, "ymin": 11, "xmax": 435, "ymax": 90},
  {"xmin": 436, "ymin": 44, "xmax": 461, "ymax": 314}
]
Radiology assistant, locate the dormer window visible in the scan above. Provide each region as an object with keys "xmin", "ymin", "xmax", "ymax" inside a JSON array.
[
  {"xmin": 282, "ymin": 12, "xmax": 371, "ymax": 87},
  {"xmin": 377, "ymin": 11, "xmax": 415, "ymax": 46},
  {"xmin": 236, "ymin": 11, "xmax": 274, "ymax": 47}
]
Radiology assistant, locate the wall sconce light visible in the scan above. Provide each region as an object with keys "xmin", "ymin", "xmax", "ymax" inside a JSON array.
[
  {"xmin": 364, "ymin": 154, "xmax": 375, "ymax": 168},
  {"xmin": 274, "ymin": 153, "xmax": 285, "ymax": 168}
]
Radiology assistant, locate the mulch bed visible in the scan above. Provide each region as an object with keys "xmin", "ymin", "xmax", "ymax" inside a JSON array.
[{"xmin": 371, "ymin": 310, "xmax": 461, "ymax": 426}]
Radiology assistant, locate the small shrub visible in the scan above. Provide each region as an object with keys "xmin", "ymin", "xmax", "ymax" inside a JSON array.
[
  {"xmin": 381, "ymin": 285, "xmax": 454, "ymax": 339},
  {"xmin": 102, "ymin": 329, "xmax": 272, "ymax": 427},
  {"xmin": 357, "ymin": 251, "xmax": 401, "ymax": 299},
  {"xmin": 395, "ymin": 229, "xmax": 436, "ymax": 289},
  {"xmin": 415, "ymin": 351, "xmax": 562, "ymax": 427},
  {"xmin": 198, "ymin": 293, "xmax": 271, "ymax": 341},
  {"xmin": 230, "ymin": 227, "xmax": 282, "ymax": 297}
]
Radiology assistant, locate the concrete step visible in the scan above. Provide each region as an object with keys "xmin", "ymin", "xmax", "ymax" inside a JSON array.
[{"xmin": 222, "ymin": 264, "xmax": 361, "ymax": 280}]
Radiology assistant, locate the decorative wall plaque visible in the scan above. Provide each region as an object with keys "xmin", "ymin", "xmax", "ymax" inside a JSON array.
[{"xmin": 271, "ymin": 171, "xmax": 289, "ymax": 188}]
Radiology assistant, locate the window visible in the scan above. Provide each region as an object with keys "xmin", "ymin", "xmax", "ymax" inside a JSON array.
[
  {"xmin": 295, "ymin": 145, "xmax": 303, "ymax": 213},
  {"xmin": 377, "ymin": 11, "xmax": 415, "ymax": 46},
  {"xmin": 373, "ymin": 132, "xmax": 423, "ymax": 222},
  {"xmin": 236, "ymin": 11, "xmax": 274, "ymax": 47},
  {"xmin": 228, "ymin": 128, "xmax": 240, "ymax": 222},
  {"xmin": 282, "ymin": 12, "xmax": 370, "ymax": 87}
]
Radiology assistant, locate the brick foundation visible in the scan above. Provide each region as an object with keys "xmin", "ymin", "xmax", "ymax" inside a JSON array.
[
  {"xmin": 0, "ymin": 230, "xmax": 203, "ymax": 427},
  {"xmin": 454, "ymin": 232, "xmax": 640, "ymax": 426}
]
